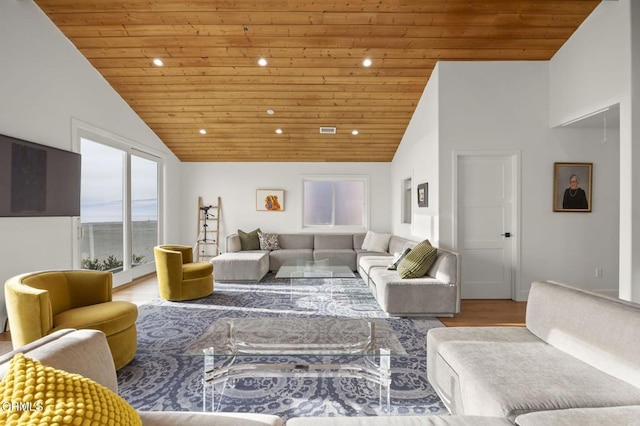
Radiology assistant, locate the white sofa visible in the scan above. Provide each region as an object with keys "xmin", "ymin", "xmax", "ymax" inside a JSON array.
[
  {"xmin": 0, "ymin": 329, "xmax": 283, "ymax": 426},
  {"xmin": 427, "ymin": 280, "xmax": 640, "ymax": 424}
]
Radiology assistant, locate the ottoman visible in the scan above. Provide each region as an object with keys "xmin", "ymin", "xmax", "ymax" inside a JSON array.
[{"xmin": 211, "ymin": 252, "xmax": 269, "ymax": 282}]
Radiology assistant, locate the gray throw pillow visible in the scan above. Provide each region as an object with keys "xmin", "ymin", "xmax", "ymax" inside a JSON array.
[
  {"xmin": 387, "ymin": 247, "xmax": 412, "ymax": 270},
  {"xmin": 258, "ymin": 231, "xmax": 280, "ymax": 250},
  {"xmin": 397, "ymin": 240, "xmax": 437, "ymax": 279},
  {"xmin": 238, "ymin": 228, "xmax": 261, "ymax": 251}
]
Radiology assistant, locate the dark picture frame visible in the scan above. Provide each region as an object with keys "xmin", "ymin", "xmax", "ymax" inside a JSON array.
[
  {"xmin": 553, "ymin": 162, "xmax": 592, "ymax": 212},
  {"xmin": 417, "ymin": 182, "xmax": 428, "ymax": 207}
]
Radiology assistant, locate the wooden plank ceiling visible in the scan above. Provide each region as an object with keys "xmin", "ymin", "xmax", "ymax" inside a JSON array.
[{"xmin": 34, "ymin": 0, "xmax": 600, "ymax": 162}]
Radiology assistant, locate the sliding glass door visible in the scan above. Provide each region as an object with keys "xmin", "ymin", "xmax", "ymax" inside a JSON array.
[
  {"xmin": 130, "ymin": 153, "xmax": 159, "ymax": 270},
  {"xmin": 78, "ymin": 136, "xmax": 160, "ymax": 286}
]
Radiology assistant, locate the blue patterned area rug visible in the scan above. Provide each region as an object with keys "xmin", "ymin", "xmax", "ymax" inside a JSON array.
[{"xmin": 117, "ymin": 273, "xmax": 448, "ymax": 421}]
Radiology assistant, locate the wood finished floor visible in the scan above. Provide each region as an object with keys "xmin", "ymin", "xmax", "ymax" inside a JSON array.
[
  {"xmin": 0, "ymin": 273, "xmax": 527, "ymax": 348},
  {"xmin": 111, "ymin": 274, "xmax": 527, "ymax": 326}
]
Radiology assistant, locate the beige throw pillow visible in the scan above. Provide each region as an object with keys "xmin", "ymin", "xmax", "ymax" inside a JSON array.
[
  {"xmin": 361, "ymin": 231, "xmax": 373, "ymax": 249},
  {"xmin": 361, "ymin": 231, "xmax": 391, "ymax": 253},
  {"xmin": 397, "ymin": 240, "xmax": 437, "ymax": 279}
]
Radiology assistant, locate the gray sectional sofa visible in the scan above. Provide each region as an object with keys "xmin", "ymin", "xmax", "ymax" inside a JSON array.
[{"xmin": 212, "ymin": 232, "xmax": 460, "ymax": 316}]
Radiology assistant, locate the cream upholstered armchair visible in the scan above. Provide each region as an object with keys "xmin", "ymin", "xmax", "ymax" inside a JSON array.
[
  {"xmin": 4, "ymin": 270, "xmax": 138, "ymax": 370},
  {"xmin": 153, "ymin": 245, "xmax": 214, "ymax": 301}
]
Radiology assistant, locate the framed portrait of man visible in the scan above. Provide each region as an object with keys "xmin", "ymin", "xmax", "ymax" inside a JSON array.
[{"xmin": 553, "ymin": 162, "xmax": 592, "ymax": 212}]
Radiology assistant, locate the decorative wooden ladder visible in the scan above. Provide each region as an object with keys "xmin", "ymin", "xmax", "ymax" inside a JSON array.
[{"xmin": 195, "ymin": 196, "xmax": 221, "ymax": 262}]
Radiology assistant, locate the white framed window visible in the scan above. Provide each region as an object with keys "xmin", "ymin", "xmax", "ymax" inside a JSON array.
[
  {"xmin": 72, "ymin": 121, "xmax": 163, "ymax": 287},
  {"xmin": 301, "ymin": 175, "xmax": 368, "ymax": 232}
]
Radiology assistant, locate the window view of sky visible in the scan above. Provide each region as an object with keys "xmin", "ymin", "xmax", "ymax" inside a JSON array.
[{"xmin": 81, "ymin": 138, "xmax": 157, "ymax": 223}]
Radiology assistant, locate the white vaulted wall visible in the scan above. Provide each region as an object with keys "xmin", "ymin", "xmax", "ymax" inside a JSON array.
[
  {"xmin": 0, "ymin": 1, "xmax": 182, "ymax": 291},
  {"xmin": 391, "ymin": 65, "xmax": 440, "ymax": 244}
]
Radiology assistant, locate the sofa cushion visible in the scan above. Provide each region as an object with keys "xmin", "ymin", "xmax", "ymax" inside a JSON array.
[
  {"xmin": 277, "ymin": 234, "xmax": 314, "ymax": 249},
  {"xmin": 358, "ymin": 255, "xmax": 392, "ymax": 279},
  {"xmin": 211, "ymin": 252, "xmax": 269, "ymax": 282},
  {"xmin": 0, "ymin": 353, "xmax": 141, "ymax": 425},
  {"xmin": 287, "ymin": 414, "xmax": 513, "ymax": 426},
  {"xmin": 258, "ymin": 231, "xmax": 280, "ymax": 250},
  {"xmin": 0, "ymin": 329, "xmax": 118, "ymax": 393},
  {"xmin": 398, "ymin": 239, "xmax": 437, "ymax": 278},
  {"xmin": 387, "ymin": 235, "xmax": 416, "ymax": 255},
  {"xmin": 369, "ymin": 267, "xmax": 456, "ymax": 315},
  {"xmin": 53, "ymin": 301, "xmax": 138, "ymax": 337},
  {"xmin": 182, "ymin": 261, "xmax": 213, "ymax": 280},
  {"xmin": 427, "ymin": 326, "xmax": 640, "ymax": 420},
  {"xmin": 314, "ymin": 234, "xmax": 353, "ymax": 250},
  {"xmin": 269, "ymin": 249, "xmax": 314, "ymax": 271},
  {"xmin": 515, "ymin": 406, "xmax": 640, "ymax": 426},
  {"xmin": 428, "ymin": 250, "xmax": 458, "ymax": 283},
  {"xmin": 139, "ymin": 411, "xmax": 284, "ymax": 426},
  {"xmin": 526, "ymin": 280, "xmax": 640, "ymax": 388},
  {"xmin": 313, "ymin": 249, "xmax": 357, "ymax": 271},
  {"xmin": 238, "ymin": 228, "xmax": 261, "ymax": 250}
]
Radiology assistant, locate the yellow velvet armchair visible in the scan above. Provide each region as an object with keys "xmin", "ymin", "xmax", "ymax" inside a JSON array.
[
  {"xmin": 154, "ymin": 245, "xmax": 214, "ymax": 301},
  {"xmin": 4, "ymin": 270, "xmax": 138, "ymax": 370}
]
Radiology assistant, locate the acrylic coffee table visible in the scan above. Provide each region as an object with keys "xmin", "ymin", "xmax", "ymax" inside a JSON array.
[
  {"xmin": 275, "ymin": 258, "xmax": 356, "ymax": 279},
  {"xmin": 186, "ymin": 316, "xmax": 406, "ymax": 412}
]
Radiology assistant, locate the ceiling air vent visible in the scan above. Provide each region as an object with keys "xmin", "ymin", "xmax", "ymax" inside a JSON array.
[{"xmin": 319, "ymin": 127, "xmax": 337, "ymax": 134}]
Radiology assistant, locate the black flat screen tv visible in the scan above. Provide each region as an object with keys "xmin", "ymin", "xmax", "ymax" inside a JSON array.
[{"xmin": 0, "ymin": 133, "xmax": 81, "ymax": 217}]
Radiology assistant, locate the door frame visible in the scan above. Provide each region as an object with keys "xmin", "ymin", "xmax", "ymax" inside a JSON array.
[{"xmin": 452, "ymin": 150, "xmax": 522, "ymax": 300}]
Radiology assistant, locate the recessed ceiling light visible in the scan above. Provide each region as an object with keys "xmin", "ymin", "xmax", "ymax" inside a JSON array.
[
  {"xmin": 258, "ymin": 58, "xmax": 268, "ymax": 66},
  {"xmin": 352, "ymin": 130, "xmax": 359, "ymax": 135},
  {"xmin": 275, "ymin": 128, "xmax": 283, "ymax": 134},
  {"xmin": 152, "ymin": 58, "xmax": 164, "ymax": 67},
  {"xmin": 266, "ymin": 109, "xmax": 275, "ymax": 115},
  {"xmin": 362, "ymin": 58, "xmax": 372, "ymax": 67},
  {"xmin": 199, "ymin": 129, "xmax": 207, "ymax": 135}
]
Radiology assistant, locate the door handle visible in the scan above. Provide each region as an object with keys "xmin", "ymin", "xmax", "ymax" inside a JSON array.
[{"xmin": 501, "ymin": 232, "xmax": 511, "ymax": 238}]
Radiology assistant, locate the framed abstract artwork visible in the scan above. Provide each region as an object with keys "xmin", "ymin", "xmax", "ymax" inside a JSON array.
[
  {"xmin": 256, "ymin": 189, "xmax": 284, "ymax": 211},
  {"xmin": 553, "ymin": 162, "xmax": 592, "ymax": 212}
]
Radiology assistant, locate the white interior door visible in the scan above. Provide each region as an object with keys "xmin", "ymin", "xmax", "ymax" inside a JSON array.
[{"xmin": 457, "ymin": 153, "xmax": 518, "ymax": 299}]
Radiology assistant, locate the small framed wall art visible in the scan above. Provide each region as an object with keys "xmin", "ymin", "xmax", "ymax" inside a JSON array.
[
  {"xmin": 256, "ymin": 189, "xmax": 284, "ymax": 211},
  {"xmin": 417, "ymin": 183, "xmax": 428, "ymax": 207},
  {"xmin": 553, "ymin": 162, "xmax": 592, "ymax": 212}
]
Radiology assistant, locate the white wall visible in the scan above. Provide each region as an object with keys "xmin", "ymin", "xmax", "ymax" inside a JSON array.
[
  {"xmin": 549, "ymin": 1, "xmax": 630, "ymax": 127},
  {"xmin": 180, "ymin": 162, "xmax": 391, "ymax": 251},
  {"xmin": 391, "ymin": 65, "xmax": 440, "ymax": 244},
  {"xmin": 549, "ymin": 0, "xmax": 636, "ymax": 301},
  {"xmin": 0, "ymin": 2, "xmax": 182, "ymax": 291},
  {"xmin": 394, "ymin": 58, "xmax": 621, "ymax": 301},
  {"xmin": 631, "ymin": 0, "xmax": 640, "ymax": 302}
]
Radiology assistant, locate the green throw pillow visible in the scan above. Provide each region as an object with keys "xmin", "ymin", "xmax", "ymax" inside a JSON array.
[
  {"xmin": 397, "ymin": 240, "xmax": 437, "ymax": 279},
  {"xmin": 238, "ymin": 228, "xmax": 261, "ymax": 251}
]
